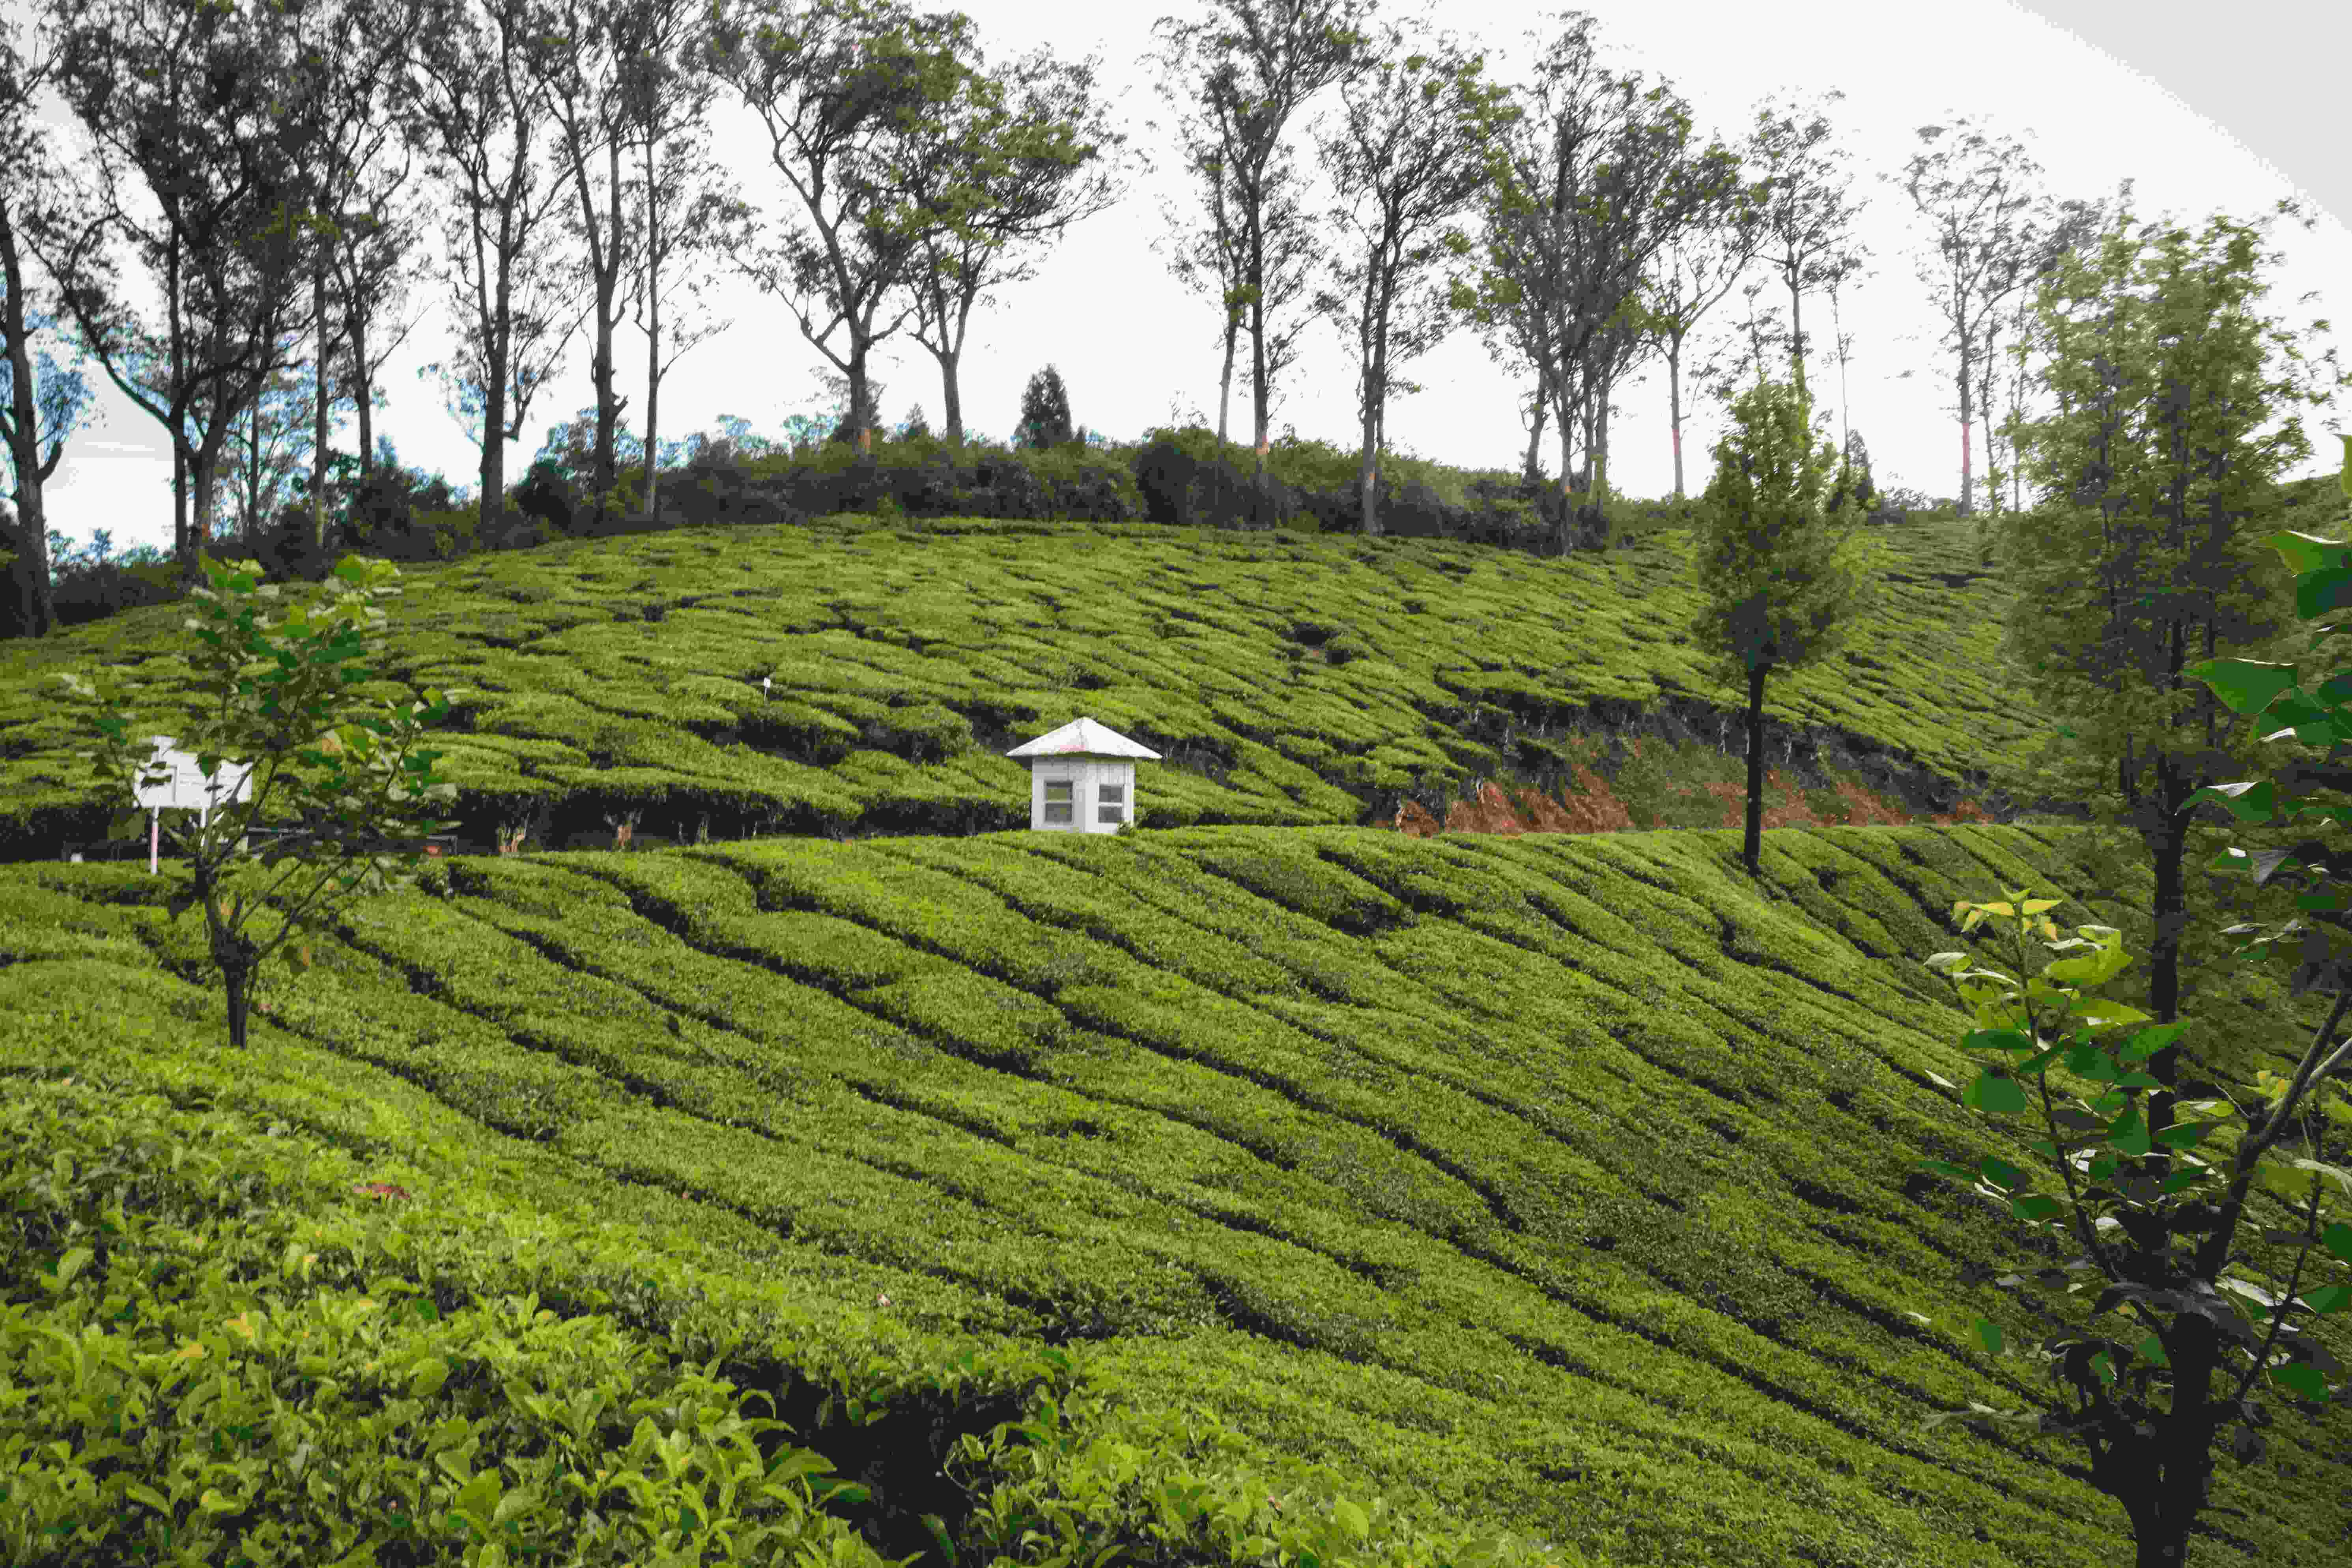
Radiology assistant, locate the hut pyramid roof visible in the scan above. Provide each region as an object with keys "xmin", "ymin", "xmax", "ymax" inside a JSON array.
[{"xmin": 1005, "ymin": 716, "xmax": 1162, "ymax": 760}]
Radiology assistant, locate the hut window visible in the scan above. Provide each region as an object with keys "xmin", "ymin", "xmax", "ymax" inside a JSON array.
[
  {"xmin": 1044, "ymin": 779, "xmax": 1073, "ymax": 824},
  {"xmin": 1098, "ymin": 782, "xmax": 1125, "ymax": 825}
]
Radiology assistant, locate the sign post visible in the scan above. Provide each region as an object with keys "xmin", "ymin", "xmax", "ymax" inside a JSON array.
[{"xmin": 132, "ymin": 735, "xmax": 256, "ymax": 875}]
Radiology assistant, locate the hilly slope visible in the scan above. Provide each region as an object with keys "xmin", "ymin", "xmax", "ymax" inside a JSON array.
[
  {"xmin": 4, "ymin": 509, "xmax": 2350, "ymax": 1568},
  {"xmin": 0, "ymin": 512, "xmax": 2102, "ymax": 863}
]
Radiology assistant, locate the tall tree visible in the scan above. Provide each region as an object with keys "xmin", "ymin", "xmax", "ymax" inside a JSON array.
[
  {"xmin": 1688, "ymin": 372, "xmax": 1885, "ymax": 876},
  {"xmin": 1141, "ymin": 50, "xmax": 1329, "ymax": 450},
  {"xmin": 1452, "ymin": 153, "xmax": 1575, "ymax": 489},
  {"xmin": 1736, "ymin": 88, "xmax": 1872, "ymax": 469},
  {"xmin": 696, "ymin": 0, "xmax": 1045, "ymax": 463},
  {"xmin": 1882, "ymin": 112, "xmax": 2090, "ymax": 524},
  {"xmin": 1441, "ymin": 10, "xmax": 1753, "ymax": 541},
  {"xmin": 34, "ymin": 0, "xmax": 333, "ymax": 596},
  {"xmin": 1820, "ymin": 252, "xmax": 1859, "ymax": 476},
  {"xmin": 1972, "ymin": 184, "xmax": 2134, "ymax": 555},
  {"xmin": 211, "ymin": 356, "xmax": 321, "ymax": 544},
  {"xmin": 237, "ymin": 0, "xmax": 433, "ymax": 561},
  {"xmin": 603, "ymin": 0, "xmax": 746, "ymax": 519},
  {"xmin": 1596, "ymin": 148, "xmax": 1775, "ymax": 500},
  {"xmin": 0, "ymin": 0, "xmax": 102, "ymax": 638},
  {"xmin": 1553, "ymin": 156, "xmax": 1737, "ymax": 521},
  {"xmin": 1979, "ymin": 193, "xmax": 2352, "ymax": 1198},
  {"xmin": 1292, "ymin": 7, "xmax": 1522, "ymax": 535},
  {"xmin": 1145, "ymin": 0, "xmax": 1383, "ymax": 500},
  {"xmin": 527, "ymin": 0, "xmax": 688, "ymax": 530},
  {"xmin": 864, "ymin": 25, "xmax": 1143, "ymax": 452},
  {"xmin": 315, "ymin": 153, "xmax": 432, "ymax": 496},
  {"xmin": 1558, "ymin": 225, "xmax": 1666, "ymax": 522},
  {"xmin": 399, "ymin": 0, "xmax": 589, "ymax": 525}
]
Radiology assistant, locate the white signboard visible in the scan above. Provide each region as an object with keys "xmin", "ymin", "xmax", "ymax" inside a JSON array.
[{"xmin": 134, "ymin": 734, "xmax": 255, "ymax": 875}]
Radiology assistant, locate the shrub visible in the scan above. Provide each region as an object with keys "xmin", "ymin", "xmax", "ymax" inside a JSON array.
[
  {"xmin": 251, "ymin": 502, "xmax": 337, "ymax": 584},
  {"xmin": 973, "ymin": 447, "xmax": 1053, "ymax": 519},
  {"xmin": 1131, "ymin": 433, "xmax": 1224, "ymax": 525},
  {"xmin": 510, "ymin": 456, "xmax": 581, "ymax": 535},
  {"xmin": 338, "ymin": 457, "xmax": 459, "ymax": 550}
]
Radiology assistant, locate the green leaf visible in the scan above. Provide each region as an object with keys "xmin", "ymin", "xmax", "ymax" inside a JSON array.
[
  {"xmin": 2257, "ymin": 528, "xmax": 2352, "ymax": 581},
  {"xmin": 2269, "ymin": 1363, "xmax": 2332, "ymax": 1401},
  {"xmin": 1975, "ymin": 1318, "xmax": 2005, "ymax": 1356},
  {"xmin": 1978, "ymin": 1156, "xmax": 2025, "ymax": 1190},
  {"xmin": 1967, "ymin": 1071, "xmax": 2029, "ymax": 1118},
  {"xmin": 2185, "ymin": 657, "xmax": 2307, "ymax": 717}
]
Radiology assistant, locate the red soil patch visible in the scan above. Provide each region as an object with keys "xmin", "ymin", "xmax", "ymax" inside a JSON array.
[{"xmin": 1390, "ymin": 743, "xmax": 1996, "ymax": 839}]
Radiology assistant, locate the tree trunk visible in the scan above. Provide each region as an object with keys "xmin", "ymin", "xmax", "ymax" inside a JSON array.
[
  {"xmin": 1521, "ymin": 360, "xmax": 1552, "ymax": 487},
  {"xmin": 640, "ymin": 126, "xmax": 662, "ymax": 515},
  {"xmin": 939, "ymin": 336, "xmax": 967, "ymax": 447},
  {"xmin": 1590, "ymin": 369, "xmax": 1615, "ymax": 511},
  {"xmin": 1552, "ymin": 373, "xmax": 1578, "ymax": 553},
  {"xmin": 1, "ymin": 198, "xmax": 58, "ymax": 638},
  {"xmin": 2079, "ymin": 1305, "xmax": 2224, "ymax": 1568},
  {"xmin": 1666, "ymin": 340, "xmax": 1689, "ymax": 501},
  {"xmin": 482, "ymin": 258, "xmax": 512, "ymax": 523},
  {"xmin": 2128, "ymin": 738, "xmax": 2197, "ymax": 1200},
  {"xmin": 1958, "ymin": 322, "xmax": 1978, "ymax": 518},
  {"xmin": 1743, "ymin": 658, "xmax": 1770, "ymax": 876},
  {"xmin": 1786, "ymin": 275, "xmax": 1812, "ymax": 452},
  {"xmin": 310, "ymin": 248, "xmax": 330, "ymax": 558},
  {"xmin": 590, "ymin": 135, "xmax": 624, "ymax": 530},
  {"xmin": 189, "ymin": 436, "xmax": 226, "ymax": 576},
  {"xmin": 350, "ymin": 287, "xmax": 376, "ymax": 481},
  {"xmin": 174, "ymin": 432, "xmax": 194, "ymax": 589},
  {"xmin": 1214, "ymin": 308, "xmax": 1239, "ymax": 445}
]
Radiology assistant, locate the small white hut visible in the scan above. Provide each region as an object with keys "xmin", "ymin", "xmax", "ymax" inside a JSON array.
[{"xmin": 1006, "ymin": 716, "xmax": 1160, "ymax": 834}]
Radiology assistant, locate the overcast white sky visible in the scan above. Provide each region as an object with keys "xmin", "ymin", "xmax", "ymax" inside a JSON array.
[{"xmin": 15, "ymin": 0, "xmax": 2352, "ymax": 562}]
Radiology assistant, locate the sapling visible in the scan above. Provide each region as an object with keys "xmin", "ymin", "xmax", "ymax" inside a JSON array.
[{"xmin": 58, "ymin": 551, "xmax": 467, "ymax": 1048}]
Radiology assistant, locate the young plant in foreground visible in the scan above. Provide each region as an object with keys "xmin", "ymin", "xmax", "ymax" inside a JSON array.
[
  {"xmin": 56, "ymin": 551, "xmax": 467, "ymax": 1048},
  {"xmin": 2181, "ymin": 433, "xmax": 2352, "ymax": 1230},
  {"xmin": 1909, "ymin": 893, "xmax": 2351, "ymax": 1566},
  {"xmin": 1906, "ymin": 445, "xmax": 2352, "ymax": 1568}
]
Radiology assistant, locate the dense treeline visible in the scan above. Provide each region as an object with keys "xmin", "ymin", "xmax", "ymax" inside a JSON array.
[{"xmin": 0, "ymin": 0, "xmax": 2342, "ymax": 643}]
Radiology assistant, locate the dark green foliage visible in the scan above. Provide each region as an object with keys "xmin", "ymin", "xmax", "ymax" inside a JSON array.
[
  {"xmin": 0, "ymin": 504, "xmax": 39, "ymax": 639},
  {"xmin": 1839, "ymin": 429, "xmax": 1879, "ymax": 511},
  {"xmin": 249, "ymin": 503, "xmax": 336, "ymax": 584},
  {"xmin": 666, "ymin": 465, "xmax": 814, "ymax": 531},
  {"xmin": 1130, "ymin": 434, "xmax": 1282, "ymax": 527},
  {"xmin": 38, "ymin": 554, "xmax": 187, "ymax": 625},
  {"xmin": 1289, "ymin": 486, "xmax": 1364, "ymax": 535},
  {"xmin": 973, "ymin": 448, "xmax": 1053, "ymax": 518},
  {"xmin": 510, "ymin": 456, "xmax": 581, "ymax": 536},
  {"xmin": 1130, "ymin": 434, "xmax": 1212, "ymax": 525},
  {"xmin": 897, "ymin": 405, "xmax": 932, "ymax": 442},
  {"xmin": 1015, "ymin": 364, "xmax": 1078, "ymax": 452},
  {"xmin": 329, "ymin": 457, "xmax": 458, "ymax": 549}
]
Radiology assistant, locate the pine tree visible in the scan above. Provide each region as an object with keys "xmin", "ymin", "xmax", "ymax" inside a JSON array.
[{"xmin": 1014, "ymin": 365, "xmax": 1077, "ymax": 451}]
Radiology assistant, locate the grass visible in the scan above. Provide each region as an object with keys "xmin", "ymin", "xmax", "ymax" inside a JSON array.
[{"xmin": 3, "ymin": 464, "xmax": 2351, "ymax": 1568}]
